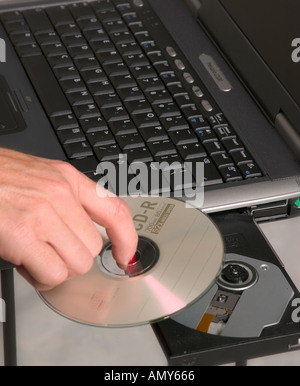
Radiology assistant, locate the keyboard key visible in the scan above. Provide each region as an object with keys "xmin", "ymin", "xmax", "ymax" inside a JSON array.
[
  {"xmin": 46, "ymin": 5, "xmax": 74, "ymax": 26},
  {"xmin": 160, "ymin": 71, "xmax": 180, "ymax": 86},
  {"xmin": 54, "ymin": 65, "xmax": 80, "ymax": 81},
  {"xmin": 219, "ymin": 165, "xmax": 243, "ymax": 182},
  {"xmin": 161, "ymin": 164, "xmax": 195, "ymax": 192},
  {"xmin": 116, "ymin": 41, "xmax": 142, "ymax": 56},
  {"xmin": 81, "ymin": 67, "xmax": 107, "ymax": 83},
  {"xmin": 69, "ymin": 3, "xmax": 96, "ymax": 21},
  {"xmin": 64, "ymin": 140, "xmax": 93, "ymax": 159},
  {"xmin": 178, "ymin": 142, "xmax": 207, "ymax": 160},
  {"xmin": 204, "ymin": 140, "xmax": 225, "ymax": 155},
  {"xmin": 116, "ymin": 132, "xmax": 145, "ymax": 149},
  {"xmin": 148, "ymin": 140, "xmax": 177, "ymax": 157},
  {"xmin": 110, "ymin": 73, "xmax": 137, "ymax": 89},
  {"xmin": 73, "ymin": 103, "xmax": 100, "ymax": 119},
  {"xmin": 138, "ymin": 76, "xmax": 164, "ymax": 92},
  {"xmin": 239, "ymin": 162, "xmax": 262, "ymax": 179},
  {"xmin": 77, "ymin": 18, "xmax": 103, "ymax": 32},
  {"xmin": 155, "ymin": 153, "xmax": 183, "ymax": 165},
  {"xmin": 102, "ymin": 61, "xmax": 130, "ymax": 76},
  {"xmin": 51, "ymin": 113, "xmax": 78, "ymax": 130},
  {"xmin": 55, "ymin": 23, "xmax": 81, "ymax": 37},
  {"xmin": 191, "ymin": 157, "xmax": 223, "ymax": 186},
  {"xmin": 223, "ymin": 137, "xmax": 244, "ymax": 153},
  {"xmin": 208, "ymin": 112, "xmax": 228, "ymax": 127},
  {"xmin": 1, "ymin": 10, "xmax": 24, "ymax": 24},
  {"xmin": 231, "ymin": 149, "xmax": 253, "ymax": 165},
  {"xmin": 57, "ymin": 127, "xmax": 86, "ymax": 144},
  {"xmin": 153, "ymin": 102, "xmax": 180, "ymax": 118},
  {"xmin": 16, "ymin": 42, "xmax": 41, "ymax": 57},
  {"xmin": 117, "ymin": 86, "xmax": 144, "ymax": 101},
  {"xmin": 94, "ymin": 92, "xmax": 121, "ymax": 108},
  {"xmin": 23, "ymin": 9, "xmax": 54, "ymax": 34},
  {"xmin": 109, "ymin": 119, "xmax": 137, "ymax": 135},
  {"xmin": 96, "ymin": 50, "xmax": 122, "ymax": 64},
  {"xmin": 88, "ymin": 79, "xmax": 114, "ymax": 95},
  {"xmin": 87, "ymin": 130, "xmax": 116, "ymax": 147},
  {"xmin": 145, "ymin": 89, "xmax": 172, "ymax": 104},
  {"xmin": 68, "ymin": 44, "xmax": 93, "ymax": 59},
  {"xmin": 21, "ymin": 55, "xmax": 72, "ymax": 117},
  {"xmin": 139, "ymin": 126, "xmax": 168, "ymax": 142},
  {"xmin": 67, "ymin": 90, "xmax": 93, "ymax": 106},
  {"xmin": 154, "ymin": 61, "xmax": 172, "ymax": 74},
  {"xmin": 161, "ymin": 115, "xmax": 189, "ymax": 131},
  {"xmin": 90, "ymin": 39, "xmax": 115, "ymax": 53},
  {"xmin": 168, "ymin": 129, "xmax": 198, "ymax": 145},
  {"xmin": 124, "ymin": 52, "xmax": 149, "ymax": 67},
  {"xmin": 110, "ymin": 30, "xmax": 135, "ymax": 45},
  {"xmin": 4, "ymin": 20, "xmax": 30, "ymax": 35},
  {"xmin": 9, "ymin": 31, "xmax": 36, "ymax": 46},
  {"xmin": 42, "ymin": 42, "xmax": 67, "ymax": 57},
  {"xmin": 215, "ymin": 125, "xmax": 236, "ymax": 140},
  {"xmin": 167, "ymin": 82, "xmax": 186, "ymax": 96},
  {"xmin": 80, "ymin": 116, "xmax": 108, "ymax": 133},
  {"xmin": 60, "ymin": 77, "xmax": 87, "ymax": 93},
  {"xmin": 125, "ymin": 98, "xmax": 152, "ymax": 114},
  {"xmin": 174, "ymin": 93, "xmax": 193, "ymax": 108},
  {"xmin": 94, "ymin": 144, "xmax": 122, "ymax": 161},
  {"xmin": 195, "ymin": 128, "xmax": 218, "ymax": 143},
  {"xmin": 132, "ymin": 111, "xmax": 160, "ymax": 128},
  {"xmin": 212, "ymin": 152, "xmax": 234, "ymax": 168},
  {"xmin": 188, "ymin": 115, "xmax": 210, "ymax": 129},
  {"xmin": 83, "ymin": 28, "xmax": 108, "ymax": 42},
  {"xmin": 74, "ymin": 56, "xmax": 99, "ymax": 71},
  {"xmin": 101, "ymin": 105, "xmax": 129, "ymax": 122},
  {"xmin": 103, "ymin": 20, "xmax": 127, "ymax": 34},
  {"xmin": 47, "ymin": 53, "xmax": 73, "ymax": 68},
  {"xmin": 69, "ymin": 156, "xmax": 98, "ymax": 174},
  {"xmin": 130, "ymin": 64, "xmax": 157, "ymax": 79},
  {"xmin": 125, "ymin": 146, "xmax": 153, "ymax": 163}
]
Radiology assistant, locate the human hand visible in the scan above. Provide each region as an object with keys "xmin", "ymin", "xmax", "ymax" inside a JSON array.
[{"xmin": 0, "ymin": 148, "xmax": 138, "ymax": 291}]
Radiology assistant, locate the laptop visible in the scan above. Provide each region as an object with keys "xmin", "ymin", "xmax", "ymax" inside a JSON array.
[
  {"xmin": 0, "ymin": 0, "xmax": 300, "ymax": 214},
  {"xmin": 1, "ymin": 0, "xmax": 300, "ymax": 366}
]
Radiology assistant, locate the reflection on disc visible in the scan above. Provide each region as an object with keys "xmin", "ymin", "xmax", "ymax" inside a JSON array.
[{"xmin": 38, "ymin": 197, "xmax": 224, "ymax": 327}]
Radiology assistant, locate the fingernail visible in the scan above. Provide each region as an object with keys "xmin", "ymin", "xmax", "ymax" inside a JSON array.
[{"xmin": 128, "ymin": 253, "xmax": 136, "ymax": 265}]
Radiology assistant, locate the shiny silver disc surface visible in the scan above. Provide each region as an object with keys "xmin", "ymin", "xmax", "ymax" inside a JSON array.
[{"xmin": 39, "ymin": 196, "xmax": 224, "ymax": 327}]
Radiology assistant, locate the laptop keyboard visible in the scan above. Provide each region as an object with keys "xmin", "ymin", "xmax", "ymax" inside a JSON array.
[{"xmin": 1, "ymin": 0, "xmax": 263, "ymax": 193}]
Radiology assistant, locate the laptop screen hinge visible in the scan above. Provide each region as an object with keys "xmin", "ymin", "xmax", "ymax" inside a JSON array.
[{"xmin": 275, "ymin": 113, "xmax": 300, "ymax": 162}]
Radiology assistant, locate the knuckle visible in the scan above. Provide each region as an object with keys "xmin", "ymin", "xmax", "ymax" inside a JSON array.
[
  {"xmin": 54, "ymin": 160, "xmax": 78, "ymax": 179},
  {"xmin": 33, "ymin": 197, "xmax": 53, "ymax": 218},
  {"xmin": 74, "ymin": 255, "xmax": 94, "ymax": 276},
  {"xmin": 43, "ymin": 161, "xmax": 78, "ymax": 198},
  {"xmin": 46, "ymin": 267, "xmax": 68, "ymax": 288},
  {"xmin": 53, "ymin": 178, "xmax": 73, "ymax": 199},
  {"xmin": 12, "ymin": 200, "xmax": 50, "ymax": 241}
]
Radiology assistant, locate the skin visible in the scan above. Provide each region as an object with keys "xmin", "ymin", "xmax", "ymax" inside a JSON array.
[{"xmin": 0, "ymin": 147, "xmax": 138, "ymax": 291}]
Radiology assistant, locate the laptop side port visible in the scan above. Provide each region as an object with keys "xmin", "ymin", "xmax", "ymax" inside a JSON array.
[
  {"xmin": 248, "ymin": 200, "xmax": 289, "ymax": 222},
  {"xmin": 249, "ymin": 198, "xmax": 300, "ymax": 222}
]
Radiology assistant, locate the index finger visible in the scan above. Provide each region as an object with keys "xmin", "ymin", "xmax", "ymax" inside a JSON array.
[{"xmin": 76, "ymin": 172, "xmax": 138, "ymax": 266}]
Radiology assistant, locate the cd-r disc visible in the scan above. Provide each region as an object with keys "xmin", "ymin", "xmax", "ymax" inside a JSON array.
[{"xmin": 38, "ymin": 196, "xmax": 224, "ymax": 327}]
